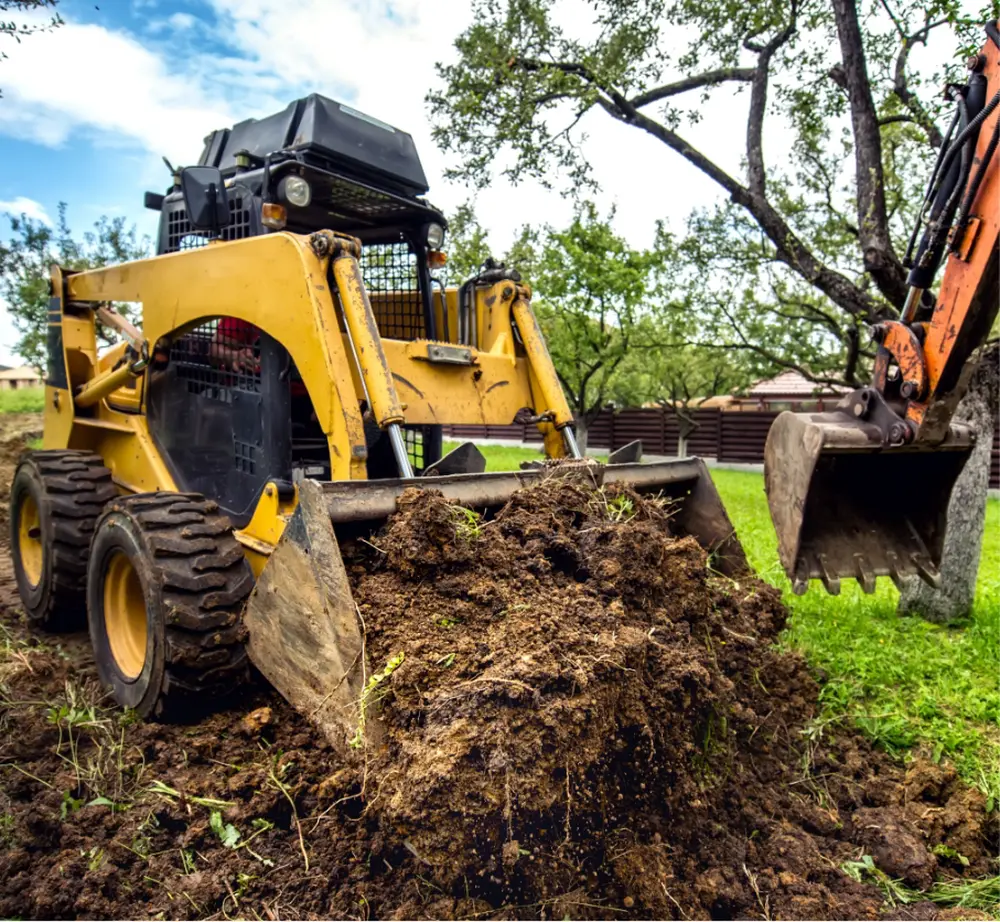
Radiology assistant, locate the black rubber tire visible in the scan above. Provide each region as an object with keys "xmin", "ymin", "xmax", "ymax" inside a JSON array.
[
  {"xmin": 87, "ymin": 492, "xmax": 253, "ymax": 718},
  {"xmin": 9, "ymin": 450, "xmax": 115, "ymax": 631}
]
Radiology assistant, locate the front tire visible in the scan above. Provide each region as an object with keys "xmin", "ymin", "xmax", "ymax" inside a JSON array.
[
  {"xmin": 87, "ymin": 493, "xmax": 253, "ymax": 718},
  {"xmin": 9, "ymin": 451, "xmax": 115, "ymax": 630}
]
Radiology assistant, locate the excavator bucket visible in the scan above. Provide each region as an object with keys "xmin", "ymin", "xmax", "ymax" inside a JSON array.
[
  {"xmin": 243, "ymin": 456, "xmax": 745, "ymax": 752},
  {"xmin": 764, "ymin": 410, "xmax": 973, "ymax": 596}
]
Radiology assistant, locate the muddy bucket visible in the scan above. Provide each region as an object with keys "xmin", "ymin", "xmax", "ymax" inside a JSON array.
[
  {"xmin": 764, "ymin": 410, "xmax": 973, "ymax": 595},
  {"xmin": 242, "ymin": 457, "xmax": 746, "ymax": 751}
]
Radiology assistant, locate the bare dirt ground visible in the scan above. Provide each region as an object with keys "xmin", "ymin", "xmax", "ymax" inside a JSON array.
[{"xmin": 0, "ymin": 417, "xmax": 995, "ymax": 920}]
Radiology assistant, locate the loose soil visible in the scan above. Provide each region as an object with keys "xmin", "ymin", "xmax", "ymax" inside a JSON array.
[{"xmin": 0, "ymin": 420, "xmax": 995, "ymax": 920}]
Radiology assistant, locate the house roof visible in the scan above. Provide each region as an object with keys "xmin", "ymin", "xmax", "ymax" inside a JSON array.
[
  {"xmin": 0, "ymin": 365, "xmax": 41, "ymax": 381},
  {"xmin": 746, "ymin": 370, "xmax": 848, "ymax": 398}
]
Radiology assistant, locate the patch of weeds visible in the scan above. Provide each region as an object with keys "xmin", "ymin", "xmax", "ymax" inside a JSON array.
[
  {"xmin": 436, "ymin": 615, "xmax": 462, "ymax": 629},
  {"xmin": 435, "ymin": 653, "xmax": 456, "ymax": 668},
  {"xmin": 350, "ymin": 652, "xmax": 405, "ymax": 749},
  {"xmin": 449, "ymin": 505, "xmax": 483, "ymax": 541},
  {"xmin": 179, "ymin": 848, "xmax": 197, "ymax": 875},
  {"xmin": 0, "ymin": 812, "xmax": 16, "ymax": 846},
  {"xmin": 927, "ymin": 874, "xmax": 1000, "ymax": 911},
  {"xmin": 42, "ymin": 681, "xmax": 146, "ymax": 808},
  {"xmin": 931, "ymin": 844, "xmax": 970, "ymax": 868},
  {"xmin": 841, "ymin": 855, "xmax": 917, "ymax": 907},
  {"xmin": 606, "ymin": 494, "xmax": 635, "ymax": 523},
  {"xmin": 59, "ymin": 791, "xmax": 85, "ymax": 820}
]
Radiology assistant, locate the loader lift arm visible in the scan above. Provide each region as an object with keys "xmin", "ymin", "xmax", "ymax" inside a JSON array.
[{"xmin": 765, "ymin": 22, "xmax": 1000, "ymax": 595}]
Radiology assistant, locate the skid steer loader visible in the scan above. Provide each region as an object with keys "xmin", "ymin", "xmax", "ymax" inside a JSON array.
[
  {"xmin": 8, "ymin": 96, "xmax": 744, "ymax": 753},
  {"xmin": 765, "ymin": 23, "xmax": 1000, "ymax": 596}
]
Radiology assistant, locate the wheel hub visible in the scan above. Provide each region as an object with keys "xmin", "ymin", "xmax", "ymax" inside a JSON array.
[
  {"xmin": 17, "ymin": 494, "xmax": 42, "ymax": 588},
  {"xmin": 103, "ymin": 551, "xmax": 147, "ymax": 679}
]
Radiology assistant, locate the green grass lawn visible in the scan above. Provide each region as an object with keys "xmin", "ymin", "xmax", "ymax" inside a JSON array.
[
  {"xmin": 443, "ymin": 439, "xmax": 606, "ymax": 471},
  {"xmin": 0, "ymin": 387, "xmax": 45, "ymax": 415},
  {"xmin": 713, "ymin": 467, "xmax": 999, "ymax": 802},
  {"xmin": 448, "ymin": 440, "xmax": 999, "ymax": 797}
]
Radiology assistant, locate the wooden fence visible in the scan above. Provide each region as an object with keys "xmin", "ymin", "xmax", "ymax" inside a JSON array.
[{"xmin": 444, "ymin": 407, "xmax": 1000, "ymax": 489}]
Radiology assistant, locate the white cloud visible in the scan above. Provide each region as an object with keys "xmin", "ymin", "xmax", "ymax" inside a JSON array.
[
  {"xmin": 169, "ymin": 12, "xmax": 196, "ymax": 29},
  {"xmin": 0, "ymin": 197, "xmax": 52, "ymax": 225},
  {"xmin": 0, "ymin": 18, "xmax": 279, "ymax": 167}
]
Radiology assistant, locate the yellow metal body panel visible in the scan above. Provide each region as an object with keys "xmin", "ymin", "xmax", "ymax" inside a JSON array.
[{"xmin": 44, "ymin": 229, "xmax": 575, "ymax": 555}]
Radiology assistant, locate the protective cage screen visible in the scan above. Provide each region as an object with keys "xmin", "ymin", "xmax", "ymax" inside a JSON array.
[
  {"xmin": 360, "ymin": 238, "xmax": 426, "ymax": 340},
  {"xmin": 165, "ymin": 195, "xmax": 254, "ymax": 252}
]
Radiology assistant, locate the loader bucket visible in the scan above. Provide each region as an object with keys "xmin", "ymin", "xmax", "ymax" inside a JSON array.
[
  {"xmin": 764, "ymin": 410, "xmax": 973, "ymax": 596},
  {"xmin": 242, "ymin": 458, "xmax": 745, "ymax": 751}
]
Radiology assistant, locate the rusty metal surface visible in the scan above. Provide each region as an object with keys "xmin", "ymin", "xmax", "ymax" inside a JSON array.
[
  {"xmin": 243, "ymin": 480, "xmax": 376, "ymax": 756},
  {"xmin": 765, "ymin": 410, "xmax": 973, "ymax": 595},
  {"xmin": 322, "ymin": 458, "xmax": 748, "ymax": 576}
]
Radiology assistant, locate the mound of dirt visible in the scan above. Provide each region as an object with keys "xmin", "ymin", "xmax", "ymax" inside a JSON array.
[
  {"xmin": 0, "ymin": 451, "xmax": 995, "ymax": 920},
  {"xmin": 344, "ymin": 479, "xmax": 996, "ymax": 919}
]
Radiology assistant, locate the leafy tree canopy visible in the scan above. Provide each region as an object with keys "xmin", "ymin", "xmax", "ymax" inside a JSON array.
[
  {"xmin": 430, "ymin": 0, "xmax": 993, "ymax": 384},
  {"xmin": 0, "ymin": 204, "xmax": 150, "ymax": 369}
]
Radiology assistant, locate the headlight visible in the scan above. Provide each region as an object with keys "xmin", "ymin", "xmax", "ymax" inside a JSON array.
[
  {"xmin": 279, "ymin": 175, "xmax": 311, "ymax": 208},
  {"xmin": 426, "ymin": 222, "xmax": 445, "ymax": 249}
]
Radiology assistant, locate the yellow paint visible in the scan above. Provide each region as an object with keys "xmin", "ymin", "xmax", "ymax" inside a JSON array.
[
  {"xmin": 510, "ymin": 296, "xmax": 574, "ymax": 427},
  {"xmin": 331, "ymin": 253, "xmax": 405, "ymax": 427},
  {"xmin": 103, "ymin": 550, "xmax": 147, "ymax": 679},
  {"xmin": 17, "ymin": 493, "xmax": 42, "ymax": 587},
  {"xmin": 234, "ymin": 482, "xmax": 297, "ymax": 575}
]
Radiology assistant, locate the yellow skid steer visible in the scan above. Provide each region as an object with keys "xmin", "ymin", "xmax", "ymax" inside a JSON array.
[{"xmin": 8, "ymin": 97, "xmax": 743, "ymax": 753}]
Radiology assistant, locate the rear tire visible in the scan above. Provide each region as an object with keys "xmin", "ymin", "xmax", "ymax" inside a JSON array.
[
  {"xmin": 9, "ymin": 451, "xmax": 115, "ymax": 630},
  {"xmin": 87, "ymin": 492, "xmax": 253, "ymax": 718}
]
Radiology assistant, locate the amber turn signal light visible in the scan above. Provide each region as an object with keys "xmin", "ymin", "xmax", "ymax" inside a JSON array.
[{"xmin": 261, "ymin": 202, "xmax": 287, "ymax": 230}]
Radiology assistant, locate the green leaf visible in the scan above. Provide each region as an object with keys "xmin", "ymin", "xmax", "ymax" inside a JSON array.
[{"xmin": 209, "ymin": 810, "xmax": 240, "ymax": 849}]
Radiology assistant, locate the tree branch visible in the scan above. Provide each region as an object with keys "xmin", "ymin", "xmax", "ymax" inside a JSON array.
[
  {"xmin": 512, "ymin": 46, "xmax": 891, "ymax": 323},
  {"xmin": 747, "ymin": 5, "xmax": 797, "ymax": 198},
  {"xmin": 629, "ymin": 67, "xmax": 755, "ymax": 108},
  {"xmin": 831, "ymin": 0, "xmax": 909, "ymax": 309},
  {"xmin": 890, "ymin": 21, "xmax": 945, "ymax": 148}
]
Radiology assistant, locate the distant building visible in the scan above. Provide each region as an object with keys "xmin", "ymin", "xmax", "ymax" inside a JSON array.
[
  {"xmin": 0, "ymin": 365, "xmax": 42, "ymax": 391},
  {"xmin": 730, "ymin": 370, "xmax": 849, "ymax": 412}
]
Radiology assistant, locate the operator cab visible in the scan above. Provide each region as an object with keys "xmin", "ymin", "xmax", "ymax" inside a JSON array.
[{"xmin": 143, "ymin": 96, "xmax": 449, "ymax": 525}]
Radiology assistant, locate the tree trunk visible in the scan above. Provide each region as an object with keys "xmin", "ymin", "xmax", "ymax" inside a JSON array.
[
  {"xmin": 676, "ymin": 415, "xmax": 697, "ymax": 458},
  {"xmin": 574, "ymin": 419, "xmax": 589, "ymax": 455},
  {"xmin": 898, "ymin": 342, "xmax": 999, "ymax": 622}
]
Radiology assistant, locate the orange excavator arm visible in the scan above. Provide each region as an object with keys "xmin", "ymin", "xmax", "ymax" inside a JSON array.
[{"xmin": 764, "ymin": 22, "xmax": 1000, "ymax": 595}]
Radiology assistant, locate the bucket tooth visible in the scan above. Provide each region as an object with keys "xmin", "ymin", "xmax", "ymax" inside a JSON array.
[
  {"xmin": 911, "ymin": 553, "xmax": 942, "ymax": 589},
  {"xmin": 885, "ymin": 550, "xmax": 904, "ymax": 590},
  {"xmin": 816, "ymin": 554, "xmax": 840, "ymax": 595},
  {"xmin": 853, "ymin": 554, "xmax": 877, "ymax": 594},
  {"xmin": 792, "ymin": 564, "xmax": 809, "ymax": 596}
]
